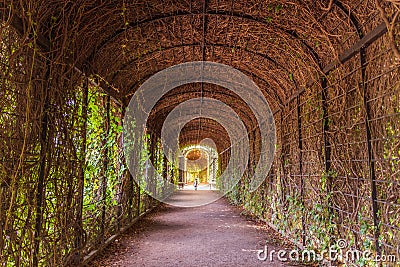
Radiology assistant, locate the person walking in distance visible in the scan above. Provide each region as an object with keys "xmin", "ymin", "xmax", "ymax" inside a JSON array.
[{"xmin": 194, "ymin": 179, "xmax": 198, "ymax": 190}]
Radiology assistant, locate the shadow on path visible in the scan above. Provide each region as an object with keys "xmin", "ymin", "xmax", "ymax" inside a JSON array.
[
  {"xmin": 90, "ymin": 196, "xmax": 309, "ymax": 267},
  {"xmin": 163, "ymin": 189, "xmax": 223, "ymax": 207}
]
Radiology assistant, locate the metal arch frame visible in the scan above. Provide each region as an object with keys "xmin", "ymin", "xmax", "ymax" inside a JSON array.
[
  {"xmin": 114, "ymin": 1, "xmax": 387, "ymax": 108},
  {"xmin": 122, "ymin": 73, "xmax": 282, "ymax": 116},
  {"xmin": 179, "ymin": 127, "xmax": 231, "ymax": 146},
  {"xmin": 5, "ymin": 1, "xmax": 370, "ymax": 106},
  {"xmin": 234, "ymin": 68, "xmax": 286, "ymax": 109},
  {"xmin": 333, "ymin": 0, "xmax": 363, "ymax": 36},
  {"xmin": 88, "ymin": 10, "xmax": 323, "ymax": 98},
  {"xmin": 150, "ymin": 108, "xmax": 260, "ymax": 166},
  {"xmin": 146, "ymin": 95, "xmax": 261, "ymax": 136},
  {"xmin": 179, "ymin": 119, "xmax": 231, "ymax": 136},
  {"xmin": 85, "ymin": 8, "xmax": 333, "ymax": 105},
  {"xmin": 146, "ymin": 123, "xmax": 230, "ymax": 144},
  {"xmin": 113, "ymin": 42, "xmax": 291, "ymax": 84},
  {"xmin": 147, "ymin": 89, "xmax": 262, "ymax": 127},
  {"xmin": 181, "ymin": 146, "xmax": 213, "ymax": 177},
  {"xmin": 182, "ymin": 146, "xmax": 215, "ymax": 160},
  {"xmin": 119, "ymin": 44, "xmax": 289, "ymax": 100},
  {"xmin": 4, "ymin": 2, "xmax": 385, "ymax": 106},
  {"xmin": 139, "ymin": 70, "xmax": 282, "ymax": 113},
  {"xmin": 279, "ymin": 0, "xmax": 365, "ymax": 104},
  {"xmin": 86, "ymin": 9, "xmax": 324, "ymax": 95},
  {"xmin": 87, "ymin": 10, "xmax": 325, "ymax": 67},
  {"xmin": 285, "ymin": 1, "xmax": 386, "ymax": 105}
]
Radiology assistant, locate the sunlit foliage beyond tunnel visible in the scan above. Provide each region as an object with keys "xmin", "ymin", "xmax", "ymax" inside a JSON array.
[{"xmin": 0, "ymin": 0, "xmax": 400, "ymax": 266}]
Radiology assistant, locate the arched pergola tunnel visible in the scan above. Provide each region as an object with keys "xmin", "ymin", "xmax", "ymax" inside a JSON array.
[{"xmin": 0, "ymin": 0, "xmax": 399, "ymax": 266}]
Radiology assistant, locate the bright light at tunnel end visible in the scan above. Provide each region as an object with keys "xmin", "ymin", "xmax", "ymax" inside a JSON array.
[{"xmin": 123, "ymin": 61, "xmax": 276, "ymax": 207}]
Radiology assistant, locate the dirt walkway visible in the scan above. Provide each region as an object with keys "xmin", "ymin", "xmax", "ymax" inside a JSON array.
[{"xmin": 90, "ymin": 192, "xmax": 305, "ymax": 267}]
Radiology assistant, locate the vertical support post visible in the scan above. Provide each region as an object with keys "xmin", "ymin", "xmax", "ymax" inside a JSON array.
[
  {"xmin": 184, "ymin": 157, "xmax": 188, "ymax": 184},
  {"xmin": 360, "ymin": 48, "xmax": 381, "ymax": 255},
  {"xmin": 136, "ymin": 178, "xmax": 141, "ymax": 216},
  {"xmin": 33, "ymin": 62, "xmax": 51, "ymax": 267},
  {"xmin": 100, "ymin": 95, "xmax": 111, "ymax": 242},
  {"xmin": 178, "ymin": 155, "xmax": 185, "ymax": 183},
  {"xmin": 148, "ymin": 133, "xmax": 157, "ymax": 206},
  {"xmin": 116, "ymin": 104, "xmax": 124, "ymax": 231},
  {"xmin": 170, "ymin": 153, "xmax": 175, "ymax": 184},
  {"xmin": 121, "ymin": 105, "xmax": 133, "ymax": 219},
  {"xmin": 321, "ymin": 78, "xmax": 332, "ymax": 191},
  {"xmin": 321, "ymin": 76, "xmax": 334, "ymax": 249},
  {"xmin": 162, "ymin": 154, "xmax": 168, "ymax": 198},
  {"xmin": 75, "ymin": 78, "xmax": 89, "ymax": 257},
  {"xmin": 162, "ymin": 155, "xmax": 168, "ymax": 181},
  {"xmin": 279, "ymin": 109, "xmax": 286, "ymax": 202},
  {"xmin": 211, "ymin": 156, "xmax": 217, "ymax": 189},
  {"xmin": 297, "ymin": 95, "xmax": 305, "ymax": 247},
  {"xmin": 206, "ymin": 153, "xmax": 209, "ymax": 185}
]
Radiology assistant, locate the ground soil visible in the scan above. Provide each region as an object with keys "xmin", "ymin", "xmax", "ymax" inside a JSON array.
[{"xmin": 90, "ymin": 192, "xmax": 310, "ymax": 267}]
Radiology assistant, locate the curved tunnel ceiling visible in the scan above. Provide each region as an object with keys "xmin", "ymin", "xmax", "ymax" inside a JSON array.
[
  {"xmin": 147, "ymin": 83, "xmax": 259, "ymax": 132},
  {"xmin": 9, "ymin": 0, "xmax": 379, "ymax": 151},
  {"xmin": 178, "ymin": 118, "xmax": 231, "ymax": 153}
]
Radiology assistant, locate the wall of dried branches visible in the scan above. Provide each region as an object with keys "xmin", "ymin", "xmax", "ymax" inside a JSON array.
[
  {"xmin": 225, "ymin": 6, "xmax": 400, "ymax": 266},
  {"xmin": 0, "ymin": 25, "xmax": 163, "ymax": 266}
]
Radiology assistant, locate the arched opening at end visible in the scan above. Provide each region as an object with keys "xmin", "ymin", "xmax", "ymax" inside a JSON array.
[{"xmin": 179, "ymin": 140, "xmax": 219, "ymax": 190}]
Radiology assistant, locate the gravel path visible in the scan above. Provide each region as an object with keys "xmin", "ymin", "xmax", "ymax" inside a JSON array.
[{"xmin": 90, "ymin": 191, "xmax": 306, "ymax": 267}]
